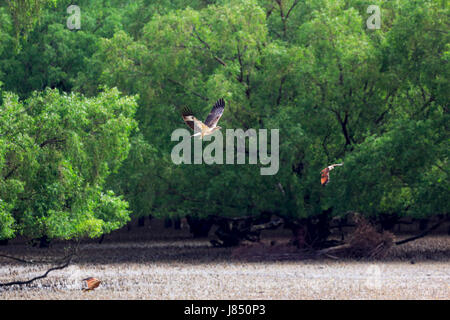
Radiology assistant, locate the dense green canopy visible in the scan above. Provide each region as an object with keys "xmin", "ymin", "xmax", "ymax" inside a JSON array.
[
  {"xmin": 0, "ymin": 0, "xmax": 448, "ymax": 240},
  {"xmin": 0, "ymin": 88, "xmax": 137, "ymax": 239}
]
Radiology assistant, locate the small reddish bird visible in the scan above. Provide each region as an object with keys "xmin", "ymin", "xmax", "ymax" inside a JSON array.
[
  {"xmin": 82, "ymin": 277, "xmax": 101, "ymax": 291},
  {"xmin": 321, "ymin": 163, "xmax": 343, "ymax": 186}
]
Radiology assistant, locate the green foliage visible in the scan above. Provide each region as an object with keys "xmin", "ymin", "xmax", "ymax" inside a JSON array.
[
  {"xmin": 0, "ymin": 88, "xmax": 137, "ymax": 239},
  {"xmin": 87, "ymin": 0, "xmax": 448, "ymax": 222},
  {"xmin": 5, "ymin": 0, "xmax": 58, "ymax": 47},
  {"xmin": 0, "ymin": 0, "xmax": 448, "ymax": 239}
]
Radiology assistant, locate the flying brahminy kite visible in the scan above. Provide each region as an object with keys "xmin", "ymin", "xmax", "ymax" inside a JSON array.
[
  {"xmin": 182, "ymin": 98, "xmax": 226, "ymax": 139},
  {"xmin": 82, "ymin": 277, "xmax": 101, "ymax": 291},
  {"xmin": 321, "ymin": 163, "xmax": 343, "ymax": 186}
]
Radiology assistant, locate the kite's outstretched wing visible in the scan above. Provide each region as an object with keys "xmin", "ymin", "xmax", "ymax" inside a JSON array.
[
  {"xmin": 182, "ymin": 107, "xmax": 196, "ymax": 131},
  {"xmin": 329, "ymin": 163, "xmax": 343, "ymax": 169},
  {"xmin": 181, "ymin": 107, "xmax": 205, "ymax": 133},
  {"xmin": 204, "ymin": 98, "xmax": 225, "ymax": 128}
]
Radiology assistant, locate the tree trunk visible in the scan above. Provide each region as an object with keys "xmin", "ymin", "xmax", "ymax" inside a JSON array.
[
  {"xmin": 39, "ymin": 235, "xmax": 50, "ymax": 248},
  {"xmin": 379, "ymin": 214, "xmax": 399, "ymax": 231},
  {"xmin": 286, "ymin": 210, "xmax": 332, "ymax": 249},
  {"xmin": 173, "ymin": 217, "xmax": 181, "ymax": 230},
  {"xmin": 186, "ymin": 215, "xmax": 213, "ymax": 238},
  {"xmin": 210, "ymin": 215, "xmax": 282, "ymax": 247},
  {"xmin": 419, "ymin": 219, "xmax": 429, "ymax": 231},
  {"xmin": 164, "ymin": 217, "xmax": 173, "ymax": 228}
]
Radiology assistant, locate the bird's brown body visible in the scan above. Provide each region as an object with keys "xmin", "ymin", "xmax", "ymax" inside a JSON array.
[
  {"xmin": 321, "ymin": 163, "xmax": 343, "ymax": 186},
  {"xmin": 82, "ymin": 277, "xmax": 101, "ymax": 291}
]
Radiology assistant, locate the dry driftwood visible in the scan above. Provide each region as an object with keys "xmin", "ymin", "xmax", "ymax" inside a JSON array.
[
  {"xmin": 0, "ymin": 256, "xmax": 73, "ymax": 287},
  {"xmin": 0, "ymin": 243, "xmax": 79, "ymax": 287}
]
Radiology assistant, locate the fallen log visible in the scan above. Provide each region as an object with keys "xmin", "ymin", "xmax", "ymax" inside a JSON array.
[{"xmin": 395, "ymin": 217, "xmax": 449, "ymax": 245}]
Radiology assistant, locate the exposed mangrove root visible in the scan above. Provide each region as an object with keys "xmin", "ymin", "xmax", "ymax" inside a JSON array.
[
  {"xmin": 395, "ymin": 216, "xmax": 449, "ymax": 246},
  {"xmin": 0, "ymin": 243, "xmax": 80, "ymax": 288}
]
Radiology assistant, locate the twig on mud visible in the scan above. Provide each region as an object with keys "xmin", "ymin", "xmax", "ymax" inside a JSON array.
[
  {"xmin": 0, "ymin": 256, "xmax": 73, "ymax": 287},
  {"xmin": 317, "ymin": 244, "xmax": 351, "ymax": 253},
  {"xmin": 0, "ymin": 252, "xmax": 74, "ymax": 265},
  {"xmin": 0, "ymin": 254, "xmax": 35, "ymax": 264},
  {"xmin": 0, "ymin": 240, "xmax": 81, "ymax": 287},
  {"xmin": 316, "ymin": 244, "xmax": 350, "ymax": 257},
  {"xmin": 368, "ymin": 242, "xmax": 385, "ymax": 259},
  {"xmin": 322, "ymin": 253, "xmax": 339, "ymax": 260}
]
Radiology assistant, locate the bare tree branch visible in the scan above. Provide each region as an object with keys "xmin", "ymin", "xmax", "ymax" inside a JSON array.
[
  {"xmin": 286, "ymin": 0, "xmax": 300, "ymax": 19},
  {"xmin": 192, "ymin": 27, "xmax": 227, "ymax": 67},
  {"xmin": 266, "ymin": 5, "xmax": 275, "ymax": 19},
  {"xmin": 39, "ymin": 138, "xmax": 65, "ymax": 148},
  {"xmin": 395, "ymin": 217, "xmax": 448, "ymax": 246},
  {"xmin": 435, "ymin": 164, "xmax": 449, "ymax": 175},
  {"xmin": 0, "ymin": 242, "xmax": 80, "ymax": 287},
  {"xmin": 0, "ymin": 256, "xmax": 73, "ymax": 287},
  {"xmin": 0, "ymin": 254, "xmax": 34, "ymax": 264}
]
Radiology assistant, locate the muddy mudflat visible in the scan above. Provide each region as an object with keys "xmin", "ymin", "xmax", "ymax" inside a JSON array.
[{"xmin": 1, "ymin": 224, "xmax": 449, "ymax": 300}]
